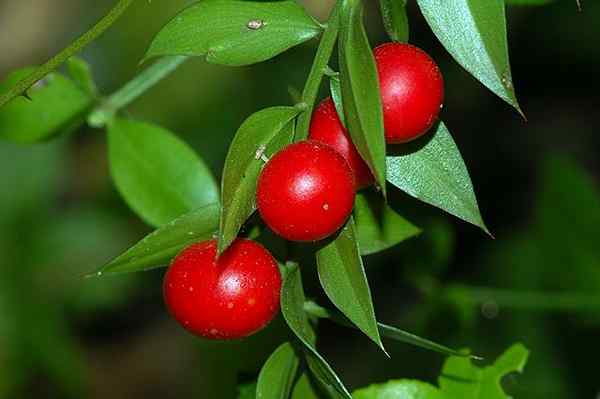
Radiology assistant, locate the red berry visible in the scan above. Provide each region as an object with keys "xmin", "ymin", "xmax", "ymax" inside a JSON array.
[
  {"xmin": 163, "ymin": 238, "xmax": 281, "ymax": 340},
  {"xmin": 256, "ymin": 140, "xmax": 355, "ymax": 242},
  {"xmin": 309, "ymin": 98, "xmax": 374, "ymax": 190},
  {"xmin": 374, "ymin": 42, "xmax": 444, "ymax": 144}
]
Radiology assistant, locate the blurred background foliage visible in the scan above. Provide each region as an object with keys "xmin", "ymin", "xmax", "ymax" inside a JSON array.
[{"xmin": 0, "ymin": 0, "xmax": 599, "ymax": 398}]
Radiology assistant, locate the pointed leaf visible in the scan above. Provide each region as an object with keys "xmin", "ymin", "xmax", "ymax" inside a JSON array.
[
  {"xmin": 257, "ymin": 342, "xmax": 300, "ymax": 399},
  {"xmin": 0, "ymin": 67, "xmax": 93, "ymax": 143},
  {"xmin": 354, "ymin": 192, "xmax": 421, "ymax": 255},
  {"xmin": 377, "ymin": 323, "xmax": 471, "ymax": 358},
  {"xmin": 353, "ymin": 380, "xmax": 443, "ymax": 399},
  {"xmin": 379, "ymin": 0, "xmax": 410, "ymax": 42},
  {"xmin": 416, "ymin": 0, "xmax": 522, "ymax": 114},
  {"xmin": 145, "ymin": 0, "xmax": 322, "ymax": 66},
  {"xmin": 291, "ymin": 374, "xmax": 319, "ymax": 399},
  {"xmin": 218, "ymin": 106, "xmax": 299, "ymax": 254},
  {"xmin": 316, "ymin": 217, "xmax": 385, "ymax": 353},
  {"xmin": 338, "ymin": 0, "xmax": 387, "ymax": 195},
  {"xmin": 97, "ymin": 203, "xmax": 219, "ymax": 275},
  {"xmin": 108, "ymin": 118, "xmax": 219, "ymax": 227},
  {"xmin": 439, "ymin": 343, "xmax": 529, "ymax": 399},
  {"xmin": 386, "ymin": 122, "xmax": 488, "ymax": 234},
  {"xmin": 280, "ymin": 264, "xmax": 352, "ymax": 399},
  {"xmin": 66, "ymin": 57, "xmax": 97, "ymax": 96},
  {"xmin": 329, "ymin": 76, "xmax": 345, "ymax": 127}
]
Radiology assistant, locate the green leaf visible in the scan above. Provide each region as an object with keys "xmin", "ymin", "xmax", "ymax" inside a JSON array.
[
  {"xmin": 97, "ymin": 203, "xmax": 219, "ymax": 275},
  {"xmin": 354, "ymin": 380, "xmax": 443, "ymax": 399},
  {"xmin": 338, "ymin": 0, "xmax": 387, "ymax": 196},
  {"xmin": 386, "ymin": 122, "xmax": 489, "ymax": 234},
  {"xmin": 66, "ymin": 57, "xmax": 97, "ymax": 96},
  {"xmin": 379, "ymin": 0, "xmax": 410, "ymax": 42},
  {"xmin": 329, "ymin": 76, "xmax": 346, "ymax": 127},
  {"xmin": 354, "ymin": 191, "xmax": 421, "ymax": 255},
  {"xmin": 291, "ymin": 374, "xmax": 319, "ymax": 399},
  {"xmin": 145, "ymin": 0, "xmax": 322, "ymax": 66},
  {"xmin": 506, "ymin": 0, "xmax": 556, "ymax": 5},
  {"xmin": 257, "ymin": 342, "xmax": 300, "ymax": 399},
  {"xmin": 303, "ymin": 301, "xmax": 470, "ymax": 358},
  {"xmin": 316, "ymin": 218, "xmax": 385, "ymax": 354},
  {"xmin": 238, "ymin": 383, "xmax": 257, "ymax": 399},
  {"xmin": 280, "ymin": 263, "xmax": 352, "ymax": 399},
  {"xmin": 108, "ymin": 118, "xmax": 219, "ymax": 227},
  {"xmin": 0, "ymin": 67, "xmax": 93, "ymax": 143},
  {"xmin": 218, "ymin": 106, "xmax": 299, "ymax": 254},
  {"xmin": 439, "ymin": 343, "xmax": 529, "ymax": 399},
  {"xmin": 416, "ymin": 0, "xmax": 522, "ymax": 114}
]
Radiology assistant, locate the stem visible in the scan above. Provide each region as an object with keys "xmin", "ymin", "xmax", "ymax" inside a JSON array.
[
  {"xmin": 0, "ymin": 0, "xmax": 136, "ymax": 108},
  {"xmin": 445, "ymin": 284, "xmax": 600, "ymax": 312},
  {"xmin": 88, "ymin": 56, "xmax": 188, "ymax": 127},
  {"xmin": 295, "ymin": 2, "xmax": 341, "ymax": 141}
]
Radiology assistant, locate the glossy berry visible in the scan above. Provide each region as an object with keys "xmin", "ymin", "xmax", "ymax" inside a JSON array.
[
  {"xmin": 257, "ymin": 140, "xmax": 355, "ymax": 242},
  {"xmin": 163, "ymin": 238, "xmax": 281, "ymax": 340},
  {"xmin": 309, "ymin": 98, "xmax": 374, "ymax": 189},
  {"xmin": 374, "ymin": 42, "xmax": 444, "ymax": 144}
]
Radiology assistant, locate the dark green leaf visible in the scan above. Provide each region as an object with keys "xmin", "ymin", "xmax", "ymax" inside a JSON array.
[
  {"xmin": 218, "ymin": 107, "xmax": 299, "ymax": 254},
  {"xmin": 354, "ymin": 380, "xmax": 443, "ymax": 399},
  {"xmin": 338, "ymin": 0, "xmax": 387, "ymax": 195},
  {"xmin": 145, "ymin": 0, "xmax": 322, "ymax": 66},
  {"xmin": 280, "ymin": 264, "xmax": 352, "ymax": 399},
  {"xmin": 354, "ymin": 191, "xmax": 421, "ymax": 255},
  {"xmin": 238, "ymin": 383, "xmax": 257, "ymax": 399},
  {"xmin": 379, "ymin": 0, "xmax": 410, "ymax": 42},
  {"xmin": 66, "ymin": 57, "xmax": 97, "ymax": 96},
  {"xmin": 386, "ymin": 122, "xmax": 489, "ymax": 234},
  {"xmin": 439, "ymin": 343, "xmax": 529, "ymax": 399},
  {"xmin": 416, "ymin": 0, "xmax": 522, "ymax": 114},
  {"xmin": 329, "ymin": 76, "xmax": 345, "ymax": 127},
  {"xmin": 506, "ymin": 0, "xmax": 556, "ymax": 5},
  {"xmin": 108, "ymin": 118, "xmax": 219, "ymax": 227},
  {"xmin": 316, "ymin": 218, "xmax": 385, "ymax": 353},
  {"xmin": 0, "ymin": 67, "xmax": 93, "ymax": 143},
  {"xmin": 257, "ymin": 342, "xmax": 300, "ymax": 399},
  {"xmin": 97, "ymin": 203, "xmax": 219, "ymax": 275}
]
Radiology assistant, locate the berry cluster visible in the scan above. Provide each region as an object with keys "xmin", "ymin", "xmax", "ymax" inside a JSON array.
[{"xmin": 163, "ymin": 43, "xmax": 444, "ymax": 339}]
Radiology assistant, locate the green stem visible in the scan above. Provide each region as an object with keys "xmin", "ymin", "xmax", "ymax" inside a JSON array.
[
  {"xmin": 445, "ymin": 284, "xmax": 600, "ymax": 312},
  {"xmin": 0, "ymin": 0, "xmax": 136, "ymax": 108},
  {"xmin": 295, "ymin": 2, "xmax": 341, "ymax": 141},
  {"xmin": 88, "ymin": 56, "xmax": 188, "ymax": 127}
]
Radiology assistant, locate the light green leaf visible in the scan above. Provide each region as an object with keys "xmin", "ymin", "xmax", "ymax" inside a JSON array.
[
  {"xmin": 316, "ymin": 218, "xmax": 385, "ymax": 354},
  {"xmin": 145, "ymin": 0, "xmax": 322, "ymax": 66},
  {"xmin": 329, "ymin": 76, "xmax": 345, "ymax": 127},
  {"xmin": 257, "ymin": 342, "xmax": 300, "ymax": 399},
  {"xmin": 379, "ymin": 0, "xmax": 410, "ymax": 42},
  {"xmin": 108, "ymin": 118, "xmax": 219, "ymax": 227},
  {"xmin": 66, "ymin": 57, "xmax": 97, "ymax": 96},
  {"xmin": 354, "ymin": 380, "xmax": 443, "ymax": 399},
  {"xmin": 291, "ymin": 374, "xmax": 319, "ymax": 399},
  {"xmin": 281, "ymin": 263, "xmax": 352, "ymax": 399},
  {"xmin": 0, "ymin": 67, "xmax": 93, "ymax": 143},
  {"xmin": 354, "ymin": 191, "xmax": 421, "ymax": 255},
  {"xmin": 416, "ymin": 0, "xmax": 522, "ymax": 114},
  {"xmin": 439, "ymin": 343, "xmax": 529, "ymax": 399},
  {"xmin": 218, "ymin": 106, "xmax": 299, "ymax": 254},
  {"xmin": 97, "ymin": 203, "xmax": 219, "ymax": 275},
  {"xmin": 339, "ymin": 0, "xmax": 387, "ymax": 195},
  {"xmin": 386, "ymin": 122, "xmax": 488, "ymax": 234}
]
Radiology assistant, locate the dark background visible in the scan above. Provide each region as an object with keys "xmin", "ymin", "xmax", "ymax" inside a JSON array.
[{"xmin": 0, "ymin": 0, "xmax": 599, "ymax": 398}]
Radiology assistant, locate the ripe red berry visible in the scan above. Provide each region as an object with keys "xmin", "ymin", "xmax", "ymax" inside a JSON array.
[
  {"xmin": 309, "ymin": 98, "xmax": 374, "ymax": 190},
  {"xmin": 256, "ymin": 140, "xmax": 355, "ymax": 242},
  {"xmin": 374, "ymin": 42, "xmax": 444, "ymax": 144},
  {"xmin": 163, "ymin": 238, "xmax": 281, "ymax": 340}
]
